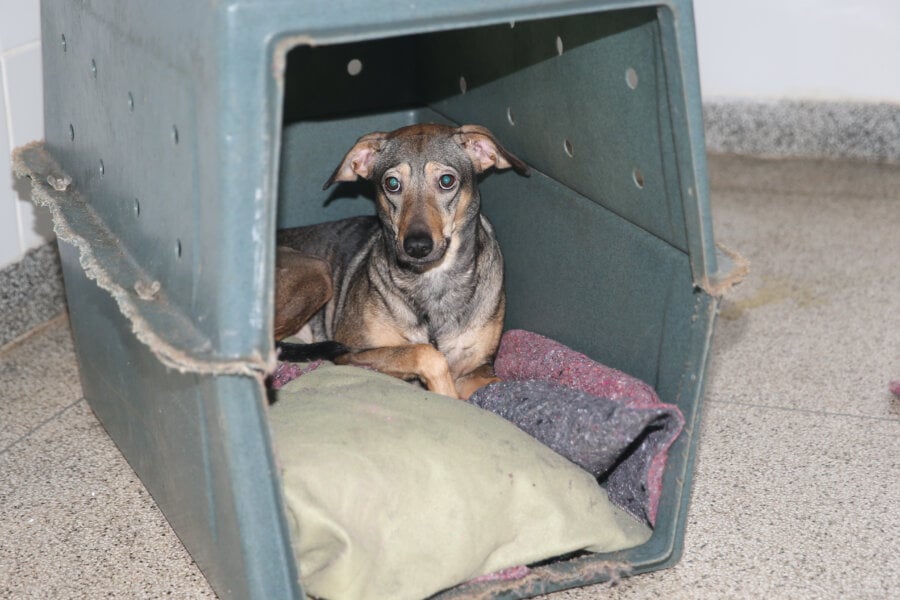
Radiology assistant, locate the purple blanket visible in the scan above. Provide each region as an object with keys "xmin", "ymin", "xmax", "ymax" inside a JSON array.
[{"xmin": 480, "ymin": 330, "xmax": 685, "ymax": 525}]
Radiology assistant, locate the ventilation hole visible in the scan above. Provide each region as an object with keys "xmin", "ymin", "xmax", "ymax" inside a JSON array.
[
  {"xmin": 506, "ymin": 107, "xmax": 516, "ymax": 126},
  {"xmin": 556, "ymin": 36, "xmax": 564, "ymax": 56},
  {"xmin": 626, "ymin": 67, "xmax": 639, "ymax": 90},
  {"xmin": 459, "ymin": 76, "xmax": 467, "ymax": 94},
  {"xmin": 175, "ymin": 239, "xmax": 183, "ymax": 259},
  {"xmin": 68, "ymin": 124, "xmax": 75, "ymax": 141},
  {"xmin": 564, "ymin": 139, "xmax": 574, "ymax": 158},
  {"xmin": 61, "ymin": 34, "xmax": 67, "ymax": 53},
  {"xmin": 346, "ymin": 58, "xmax": 363, "ymax": 76},
  {"xmin": 91, "ymin": 59, "xmax": 97, "ymax": 78},
  {"xmin": 633, "ymin": 167, "xmax": 645, "ymax": 189},
  {"xmin": 99, "ymin": 159, "xmax": 105, "ymax": 177},
  {"xmin": 133, "ymin": 198, "xmax": 141, "ymax": 218},
  {"xmin": 172, "ymin": 126, "xmax": 179, "ymax": 145},
  {"xmin": 128, "ymin": 92, "xmax": 134, "ymax": 111}
]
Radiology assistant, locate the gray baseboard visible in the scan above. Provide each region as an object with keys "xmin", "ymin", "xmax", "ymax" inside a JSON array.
[
  {"xmin": 0, "ymin": 243, "xmax": 67, "ymax": 348},
  {"xmin": 703, "ymin": 99, "xmax": 900, "ymax": 164}
]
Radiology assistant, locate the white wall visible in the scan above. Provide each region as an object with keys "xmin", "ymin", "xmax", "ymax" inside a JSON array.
[
  {"xmin": 694, "ymin": 0, "xmax": 900, "ymax": 103},
  {"xmin": 1, "ymin": 0, "xmax": 49, "ymax": 270}
]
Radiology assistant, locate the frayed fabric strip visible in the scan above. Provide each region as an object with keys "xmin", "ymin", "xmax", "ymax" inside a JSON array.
[{"xmin": 12, "ymin": 142, "xmax": 274, "ymax": 378}]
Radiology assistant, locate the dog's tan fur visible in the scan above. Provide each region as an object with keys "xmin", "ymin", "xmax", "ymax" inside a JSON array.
[{"xmin": 275, "ymin": 124, "xmax": 529, "ymax": 399}]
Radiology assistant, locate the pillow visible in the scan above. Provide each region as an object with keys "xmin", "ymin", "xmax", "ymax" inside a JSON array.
[{"xmin": 269, "ymin": 364, "xmax": 651, "ymax": 600}]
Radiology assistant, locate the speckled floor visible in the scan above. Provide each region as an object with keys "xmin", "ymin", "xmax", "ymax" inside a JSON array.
[{"xmin": 1, "ymin": 155, "xmax": 898, "ymax": 599}]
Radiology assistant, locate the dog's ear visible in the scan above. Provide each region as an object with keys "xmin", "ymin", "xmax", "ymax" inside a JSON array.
[
  {"xmin": 323, "ymin": 132, "xmax": 388, "ymax": 189},
  {"xmin": 455, "ymin": 125, "xmax": 530, "ymax": 176}
]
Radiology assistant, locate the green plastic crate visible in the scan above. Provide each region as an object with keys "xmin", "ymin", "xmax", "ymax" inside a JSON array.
[{"xmin": 17, "ymin": 1, "xmax": 741, "ymax": 598}]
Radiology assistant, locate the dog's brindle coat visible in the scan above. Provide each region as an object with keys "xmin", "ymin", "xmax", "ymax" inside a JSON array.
[{"xmin": 274, "ymin": 123, "xmax": 529, "ymax": 399}]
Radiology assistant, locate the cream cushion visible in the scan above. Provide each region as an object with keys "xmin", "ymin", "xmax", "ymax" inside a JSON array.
[{"xmin": 269, "ymin": 365, "xmax": 651, "ymax": 600}]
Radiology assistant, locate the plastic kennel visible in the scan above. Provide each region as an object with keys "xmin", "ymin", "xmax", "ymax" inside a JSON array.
[{"xmin": 18, "ymin": 0, "xmax": 742, "ymax": 598}]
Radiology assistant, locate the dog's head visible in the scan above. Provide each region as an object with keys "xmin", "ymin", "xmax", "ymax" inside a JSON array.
[{"xmin": 324, "ymin": 124, "xmax": 529, "ymax": 270}]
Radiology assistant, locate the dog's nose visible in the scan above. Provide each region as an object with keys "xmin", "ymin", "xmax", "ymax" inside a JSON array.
[{"xmin": 403, "ymin": 234, "xmax": 434, "ymax": 259}]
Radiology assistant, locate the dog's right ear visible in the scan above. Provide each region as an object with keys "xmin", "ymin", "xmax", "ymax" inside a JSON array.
[{"xmin": 323, "ymin": 132, "xmax": 388, "ymax": 190}]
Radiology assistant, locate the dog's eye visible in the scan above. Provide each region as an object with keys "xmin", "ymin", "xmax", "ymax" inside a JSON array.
[
  {"xmin": 384, "ymin": 176, "xmax": 401, "ymax": 193},
  {"xmin": 438, "ymin": 174, "xmax": 456, "ymax": 190}
]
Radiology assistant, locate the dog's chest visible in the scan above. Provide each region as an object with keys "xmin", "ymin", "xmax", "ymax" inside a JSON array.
[{"xmin": 404, "ymin": 271, "xmax": 486, "ymax": 347}]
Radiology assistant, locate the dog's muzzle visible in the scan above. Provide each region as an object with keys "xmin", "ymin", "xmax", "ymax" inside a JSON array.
[
  {"xmin": 403, "ymin": 233, "xmax": 434, "ymax": 259},
  {"xmin": 397, "ymin": 231, "xmax": 449, "ymax": 269}
]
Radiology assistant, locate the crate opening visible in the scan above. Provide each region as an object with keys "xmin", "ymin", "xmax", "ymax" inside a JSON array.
[
  {"xmin": 268, "ymin": 8, "xmax": 701, "ymax": 598},
  {"xmin": 274, "ymin": 6, "xmax": 697, "ymax": 402}
]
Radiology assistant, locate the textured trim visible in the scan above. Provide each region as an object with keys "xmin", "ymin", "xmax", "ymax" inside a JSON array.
[
  {"xmin": 703, "ymin": 99, "xmax": 900, "ymax": 164},
  {"xmin": 0, "ymin": 243, "xmax": 67, "ymax": 349}
]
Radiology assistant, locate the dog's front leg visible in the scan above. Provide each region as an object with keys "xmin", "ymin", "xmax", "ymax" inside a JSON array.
[
  {"xmin": 335, "ymin": 344, "xmax": 458, "ymax": 398},
  {"xmin": 454, "ymin": 364, "xmax": 501, "ymax": 401}
]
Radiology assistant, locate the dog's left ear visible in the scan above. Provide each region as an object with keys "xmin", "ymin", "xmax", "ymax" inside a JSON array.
[
  {"xmin": 456, "ymin": 125, "xmax": 530, "ymax": 176},
  {"xmin": 323, "ymin": 132, "xmax": 389, "ymax": 189}
]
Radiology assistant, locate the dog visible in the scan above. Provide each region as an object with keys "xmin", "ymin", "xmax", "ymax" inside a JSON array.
[{"xmin": 273, "ymin": 123, "xmax": 529, "ymax": 399}]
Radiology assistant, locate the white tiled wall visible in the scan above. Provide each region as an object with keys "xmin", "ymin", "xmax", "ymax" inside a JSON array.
[
  {"xmin": 1, "ymin": 0, "xmax": 51, "ymax": 270},
  {"xmin": 694, "ymin": 0, "xmax": 900, "ymax": 102}
]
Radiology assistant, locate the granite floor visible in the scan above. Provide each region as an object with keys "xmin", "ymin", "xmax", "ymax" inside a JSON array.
[{"xmin": 1, "ymin": 154, "xmax": 898, "ymax": 599}]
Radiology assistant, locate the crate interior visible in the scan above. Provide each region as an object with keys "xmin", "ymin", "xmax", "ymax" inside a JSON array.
[{"xmin": 276, "ymin": 7, "xmax": 699, "ymax": 407}]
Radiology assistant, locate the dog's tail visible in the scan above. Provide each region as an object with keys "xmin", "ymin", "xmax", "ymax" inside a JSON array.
[{"xmin": 276, "ymin": 340, "xmax": 350, "ymax": 363}]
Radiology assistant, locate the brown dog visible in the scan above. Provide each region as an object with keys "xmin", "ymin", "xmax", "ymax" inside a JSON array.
[{"xmin": 274, "ymin": 123, "xmax": 529, "ymax": 399}]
